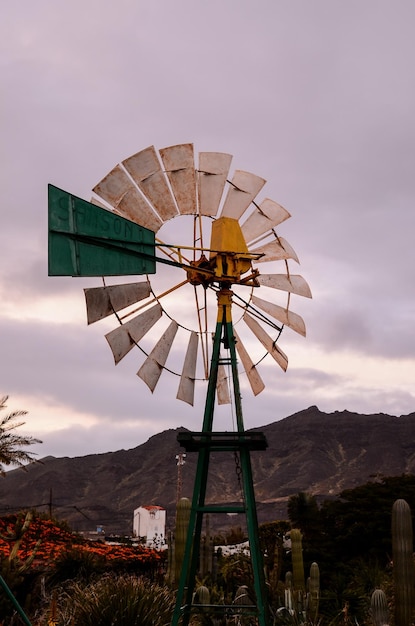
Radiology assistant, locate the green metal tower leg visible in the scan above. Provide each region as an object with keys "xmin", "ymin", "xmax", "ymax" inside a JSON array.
[
  {"xmin": 226, "ymin": 316, "xmax": 268, "ymax": 624},
  {"xmin": 171, "ymin": 309, "xmax": 222, "ymax": 626},
  {"xmin": 171, "ymin": 291, "xmax": 269, "ymax": 626}
]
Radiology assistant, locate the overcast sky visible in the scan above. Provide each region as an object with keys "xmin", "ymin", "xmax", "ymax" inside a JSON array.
[{"xmin": 1, "ymin": 1, "xmax": 414, "ymax": 463}]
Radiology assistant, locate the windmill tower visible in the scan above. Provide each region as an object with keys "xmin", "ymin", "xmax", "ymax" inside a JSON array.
[{"xmin": 48, "ymin": 143, "xmax": 311, "ymax": 625}]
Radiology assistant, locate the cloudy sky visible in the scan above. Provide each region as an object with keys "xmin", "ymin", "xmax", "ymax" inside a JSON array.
[{"xmin": 1, "ymin": 1, "xmax": 414, "ymax": 462}]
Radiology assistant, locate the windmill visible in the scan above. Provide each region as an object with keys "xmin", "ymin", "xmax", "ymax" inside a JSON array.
[{"xmin": 48, "ymin": 143, "xmax": 311, "ymax": 625}]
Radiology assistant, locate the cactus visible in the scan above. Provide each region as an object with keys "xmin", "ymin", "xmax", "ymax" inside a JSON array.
[
  {"xmin": 392, "ymin": 498, "xmax": 415, "ymax": 626},
  {"xmin": 234, "ymin": 584, "xmax": 253, "ymax": 606},
  {"xmin": 174, "ymin": 496, "xmax": 191, "ymax": 585},
  {"xmin": 371, "ymin": 588, "xmax": 389, "ymax": 626},
  {"xmin": 0, "ymin": 511, "xmax": 40, "ymax": 624},
  {"xmin": 0, "ymin": 511, "xmax": 41, "ymax": 578},
  {"xmin": 269, "ymin": 534, "xmax": 284, "ymax": 600},
  {"xmin": 284, "ymin": 571, "xmax": 294, "ymax": 613},
  {"xmin": 194, "ymin": 584, "xmax": 210, "ymax": 605},
  {"xmin": 308, "ymin": 561, "xmax": 320, "ymax": 622},
  {"xmin": 200, "ymin": 514, "xmax": 213, "ymax": 579},
  {"xmin": 165, "ymin": 529, "xmax": 175, "ymax": 585},
  {"xmin": 290, "ymin": 528, "xmax": 305, "ymax": 592}
]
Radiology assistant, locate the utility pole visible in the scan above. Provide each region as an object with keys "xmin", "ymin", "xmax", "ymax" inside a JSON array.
[{"xmin": 175, "ymin": 453, "xmax": 186, "ymax": 502}]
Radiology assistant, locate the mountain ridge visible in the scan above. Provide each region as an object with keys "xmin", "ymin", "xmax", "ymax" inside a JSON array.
[{"xmin": 1, "ymin": 406, "xmax": 414, "ymax": 534}]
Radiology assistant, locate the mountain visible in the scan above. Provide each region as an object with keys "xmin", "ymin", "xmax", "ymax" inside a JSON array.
[{"xmin": 1, "ymin": 406, "xmax": 415, "ymax": 535}]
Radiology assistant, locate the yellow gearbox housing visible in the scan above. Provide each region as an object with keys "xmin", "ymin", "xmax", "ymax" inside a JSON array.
[{"xmin": 209, "ymin": 216, "xmax": 252, "ymax": 281}]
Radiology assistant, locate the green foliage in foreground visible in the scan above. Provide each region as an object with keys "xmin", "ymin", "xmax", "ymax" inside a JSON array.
[
  {"xmin": 43, "ymin": 573, "xmax": 175, "ymax": 626},
  {"xmin": 2, "ymin": 474, "xmax": 415, "ymax": 624}
]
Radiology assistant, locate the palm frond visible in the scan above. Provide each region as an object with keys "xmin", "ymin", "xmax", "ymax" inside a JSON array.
[{"xmin": 0, "ymin": 396, "xmax": 42, "ymax": 475}]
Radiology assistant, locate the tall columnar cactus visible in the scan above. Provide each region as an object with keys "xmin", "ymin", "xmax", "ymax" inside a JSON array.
[
  {"xmin": 290, "ymin": 529, "xmax": 305, "ymax": 592},
  {"xmin": 269, "ymin": 534, "xmax": 283, "ymax": 599},
  {"xmin": 308, "ymin": 561, "xmax": 320, "ymax": 622},
  {"xmin": 370, "ymin": 588, "xmax": 389, "ymax": 626},
  {"xmin": 289, "ymin": 528, "xmax": 306, "ymax": 615},
  {"xmin": 200, "ymin": 514, "xmax": 213, "ymax": 579},
  {"xmin": 392, "ymin": 498, "xmax": 415, "ymax": 626},
  {"xmin": 0, "ymin": 511, "xmax": 41, "ymax": 579},
  {"xmin": 284, "ymin": 571, "xmax": 294, "ymax": 613},
  {"xmin": 174, "ymin": 496, "xmax": 191, "ymax": 585},
  {"xmin": 165, "ymin": 529, "xmax": 175, "ymax": 586},
  {"xmin": 0, "ymin": 511, "xmax": 40, "ymax": 625}
]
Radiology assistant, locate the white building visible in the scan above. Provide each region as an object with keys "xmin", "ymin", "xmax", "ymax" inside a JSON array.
[{"xmin": 133, "ymin": 505, "xmax": 166, "ymax": 548}]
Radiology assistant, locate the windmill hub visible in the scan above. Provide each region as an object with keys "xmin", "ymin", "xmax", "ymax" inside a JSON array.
[{"xmin": 185, "ymin": 254, "xmax": 213, "ymax": 287}]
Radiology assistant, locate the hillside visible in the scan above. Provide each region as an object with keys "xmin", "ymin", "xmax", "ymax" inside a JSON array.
[{"xmin": 1, "ymin": 406, "xmax": 414, "ymax": 534}]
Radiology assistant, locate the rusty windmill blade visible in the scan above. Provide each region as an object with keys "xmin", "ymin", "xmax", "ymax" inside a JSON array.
[
  {"xmin": 92, "ymin": 164, "xmax": 163, "ymax": 232},
  {"xmin": 217, "ymin": 364, "xmax": 231, "ymax": 405},
  {"xmin": 177, "ymin": 331, "xmax": 199, "ymax": 405},
  {"xmin": 198, "ymin": 151, "xmax": 233, "ymax": 217},
  {"xmin": 220, "ymin": 170, "xmax": 266, "ymax": 221},
  {"xmin": 159, "ymin": 143, "xmax": 197, "ymax": 216},
  {"xmin": 256, "ymin": 274, "xmax": 312, "ymax": 298},
  {"xmin": 84, "ymin": 282, "xmax": 151, "ymax": 325},
  {"xmin": 122, "ymin": 145, "xmax": 178, "ymax": 222},
  {"xmin": 233, "ymin": 328, "xmax": 265, "ymax": 396},
  {"xmin": 243, "ymin": 312, "xmax": 289, "ymax": 371},
  {"xmin": 250, "ymin": 236, "xmax": 299, "ymax": 263},
  {"xmin": 137, "ymin": 320, "xmax": 179, "ymax": 392},
  {"xmin": 252, "ymin": 295, "xmax": 306, "ymax": 337},
  {"xmin": 105, "ymin": 304, "xmax": 162, "ymax": 364},
  {"xmin": 241, "ymin": 198, "xmax": 291, "ymax": 244}
]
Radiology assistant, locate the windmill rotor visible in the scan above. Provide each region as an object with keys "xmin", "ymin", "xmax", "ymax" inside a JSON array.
[{"xmin": 82, "ymin": 143, "xmax": 311, "ymax": 404}]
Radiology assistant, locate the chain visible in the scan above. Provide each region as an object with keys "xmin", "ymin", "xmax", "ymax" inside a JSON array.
[{"xmin": 234, "ymin": 451, "xmax": 244, "ymax": 503}]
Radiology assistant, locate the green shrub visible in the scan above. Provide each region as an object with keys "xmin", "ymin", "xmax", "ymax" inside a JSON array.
[
  {"xmin": 50, "ymin": 573, "xmax": 175, "ymax": 625},
  {"xmin": 47, "ymin": 546, "xmax": 107, "ymax": 586}
]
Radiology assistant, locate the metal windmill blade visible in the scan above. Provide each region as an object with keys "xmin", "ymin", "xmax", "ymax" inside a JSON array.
[
  {"xmin": 233, "ymin": 328, "xmax": 265, "ymax": 396},
  {"xmin": 122, "ymin": 146, "xmax": 178, "ymax": 222},
  {"xmin": 256, "ymin": 274, "xmax": 312, "ymax": 298},
  {"xmin": 105, "ymin": 304, "xmax": 162, "ymax": 364},
  {"xmin": 159, "ymin": 143, "xmax": 197, "ymax": 215},
  {"xmin": 243, "ymin": 313, "xmax": 289, "ymax": 372},
  {"xmin": 177, "ymin": 331, "xmax": 199, "ymax": 405},
  {"xmin": 198, "ymin": 152, "xmax": 233, "ymax": 217},
  {"xmin": 84, "ymin": 282, "xmax": 151, "ymax": 325},
  {"xmin": 252, "ymin": 294, "xmax": 306, "ymax": 337},
  {"xmin": 220, "ymin": 170, "xmax": 266, "ymax": 221},
  {"xmin": 249, "ymin": 237, "xmax": 300, "ymax": 264},
  {"xmin": 137, "ymin": 320, "xmax": 179, "ymax": 392},
  {"xmin": 92, "ymin": 164, "xmax": 163, "ymax": 232},
  {"xmin": 217, "ymin": 364, "xmax": 231, "ymax": 405},
  {"xmin": 241, "ymin": 198, "xmax": 291, "ymax": 244}
]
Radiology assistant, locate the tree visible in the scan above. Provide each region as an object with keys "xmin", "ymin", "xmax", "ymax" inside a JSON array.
[
  {"xmin": 320, "ymin": 474, "xmax": 415, "ymax": 569},
  {"xmin": 287, "ymin": 492, "xmax": 321, "ymax": 542},
  {"xmin": 0, "ymin": 396, "xmax": 41, "ymax": 474}
]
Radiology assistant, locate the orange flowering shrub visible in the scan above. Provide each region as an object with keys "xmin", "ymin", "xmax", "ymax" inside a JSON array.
[{"xmin": 0, "ymin": 513, "xmax": 162, "ymax": 573}]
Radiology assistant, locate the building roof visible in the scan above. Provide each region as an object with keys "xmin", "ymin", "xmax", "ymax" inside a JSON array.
[{"xmin": 141, "ymin": 505, "xmax": 165, "ymax": 511}]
